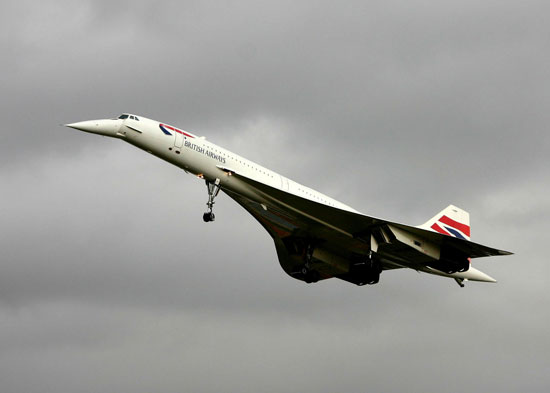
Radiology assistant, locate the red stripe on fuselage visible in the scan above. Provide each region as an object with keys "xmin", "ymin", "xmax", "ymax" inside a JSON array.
[
  {"xmin": 439, "ymin": 215, "xmax": 470, "ymax": 237},
  {"xmin": 161, "ymin": 123, "xmax": 194, "ymax": 138}
]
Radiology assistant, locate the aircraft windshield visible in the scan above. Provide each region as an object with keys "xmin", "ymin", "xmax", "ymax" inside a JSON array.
[{"xmin": 117, "ymin": 114, "xmax": 139, "ymax": 121}]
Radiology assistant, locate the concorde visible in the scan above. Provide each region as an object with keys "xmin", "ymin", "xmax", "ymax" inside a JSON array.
[{"xmin": 66, "ymin": 114, "xmax": 512, "ymax": 287}]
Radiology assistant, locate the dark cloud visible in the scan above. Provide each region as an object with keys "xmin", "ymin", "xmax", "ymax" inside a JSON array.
[{"xmin": 1, "ymin": 0, "xmax": 549, "ymax": 392}]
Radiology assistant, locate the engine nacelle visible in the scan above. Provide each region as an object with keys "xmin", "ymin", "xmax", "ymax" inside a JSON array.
[
  {"xmin": 428, "ymin": 247, "xmax": 470, "ymax": 274},
  {"xmin": 281, "ymin": 236, "xmax": 382, "ymax": 285}
]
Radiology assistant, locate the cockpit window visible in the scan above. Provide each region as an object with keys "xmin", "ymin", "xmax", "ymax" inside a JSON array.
[{"xmin": 118, "ymin": 114, "xmax": 139, "ymax": 121}]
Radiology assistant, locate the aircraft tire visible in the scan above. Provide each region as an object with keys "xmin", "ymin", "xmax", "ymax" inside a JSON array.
[
  {"xmin": 203, "ymin": 212, "xmax": 215, "ymax": 222},
  {"xmin": 302, "ymin": 269, "xmax": 319, "ymax": 284}
]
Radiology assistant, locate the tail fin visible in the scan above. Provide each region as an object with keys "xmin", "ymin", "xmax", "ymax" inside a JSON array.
[{"xmin": 418, "ymin": 205, "xmax": 471, "ymax": 241}]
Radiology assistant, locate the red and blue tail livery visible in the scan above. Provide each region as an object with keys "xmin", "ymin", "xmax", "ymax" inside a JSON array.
[
  {"xmin": 419, "ymin": 205, "xmax": 471, "ymax": 241},
  {"xmin": 430, "ymin": 215, "xmax": 471, "ymax": 240}
]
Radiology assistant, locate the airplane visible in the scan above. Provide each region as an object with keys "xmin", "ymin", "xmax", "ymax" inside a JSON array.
[{"xmin": 66, "ymin": 113, "xmax": 512, "ymax": 288}]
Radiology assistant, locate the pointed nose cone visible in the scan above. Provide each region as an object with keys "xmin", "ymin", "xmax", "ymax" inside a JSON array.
[
  {"xmin": 66, "ymin": 120, "xmax": 99, "ymax": 133},
  {"xmin": 66, "ymin": 119, "xmax": 122, "ymax": 138}
]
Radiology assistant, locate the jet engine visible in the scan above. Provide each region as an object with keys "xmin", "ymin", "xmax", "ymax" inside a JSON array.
[{"xmin": 427, "ymin": 247, "xmax": 470, "ymax": 274}]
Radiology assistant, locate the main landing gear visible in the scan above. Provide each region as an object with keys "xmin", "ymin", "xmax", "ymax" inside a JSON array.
[
  {"xmin": 350, "ymin": 251, "xmax": 381, "ymax": 285},
  {"xmin": 203, "ymin": 178, "xmax": 221, "ymax": 222},
  {"xmin": 300, "ymin": 243, "xmax": 320, "ymax": 283}
]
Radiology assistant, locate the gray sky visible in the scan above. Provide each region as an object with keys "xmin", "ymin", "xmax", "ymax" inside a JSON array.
[{"xmin": 1, "ymin": 0, "xmax": 549, "ymax": 392}]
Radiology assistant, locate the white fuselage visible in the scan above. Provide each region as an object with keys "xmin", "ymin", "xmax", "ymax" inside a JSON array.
[{"xmin": 118, "ymin": 115, "xmax": 357, "ymax": 213}]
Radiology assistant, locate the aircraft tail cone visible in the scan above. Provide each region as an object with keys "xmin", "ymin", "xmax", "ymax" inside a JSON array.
[{"xmin": 457, "ymin": 266, "xmax": 497, "ymax": 283}]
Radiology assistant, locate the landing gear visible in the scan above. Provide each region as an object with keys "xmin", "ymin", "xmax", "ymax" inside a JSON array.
[
  {"xmin": 300, "ymin": 243, "xmax": 320, "ymax": 283},
  {"xmin": 203, "ymin": 178, "xmax": 221, "ymax": 222},
  {"xmin": 203, "ymin": 212, "xmax": 215, "ymax": 222},
  {"xmin": 351, "ymin": 252, "xmax": 381, "ymax": 285},
  {"xmin": 302, "ymin": 268, "xmax": 320, "ymax": 283},
  {"xmin": 454, "ymin": 278, "xmax": 465, "ymax": 288}
]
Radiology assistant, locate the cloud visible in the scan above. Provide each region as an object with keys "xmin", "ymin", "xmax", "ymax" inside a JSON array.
[{"xmin": 1, "ymin": 0, "xmax": 549, "ymax": 392}]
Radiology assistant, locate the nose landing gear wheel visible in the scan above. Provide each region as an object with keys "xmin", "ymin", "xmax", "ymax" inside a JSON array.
[
  {"xmin": 203, "ymin": 178, "xmax": 221, "ymax": 223},
  {"xmin": 203, "ymin": 212, "xmax": 215, "ymax": 222}
]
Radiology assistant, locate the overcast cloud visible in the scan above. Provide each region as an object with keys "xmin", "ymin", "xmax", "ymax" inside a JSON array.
[{"xmin": 1, "ymin": 1, "xmax": 549, "ymax": 392}]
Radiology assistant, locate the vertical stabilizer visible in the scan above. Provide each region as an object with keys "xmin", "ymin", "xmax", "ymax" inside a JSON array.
[{"xmin": 418, "ymin": 205, "xmax": 471, "ymax": 241}]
